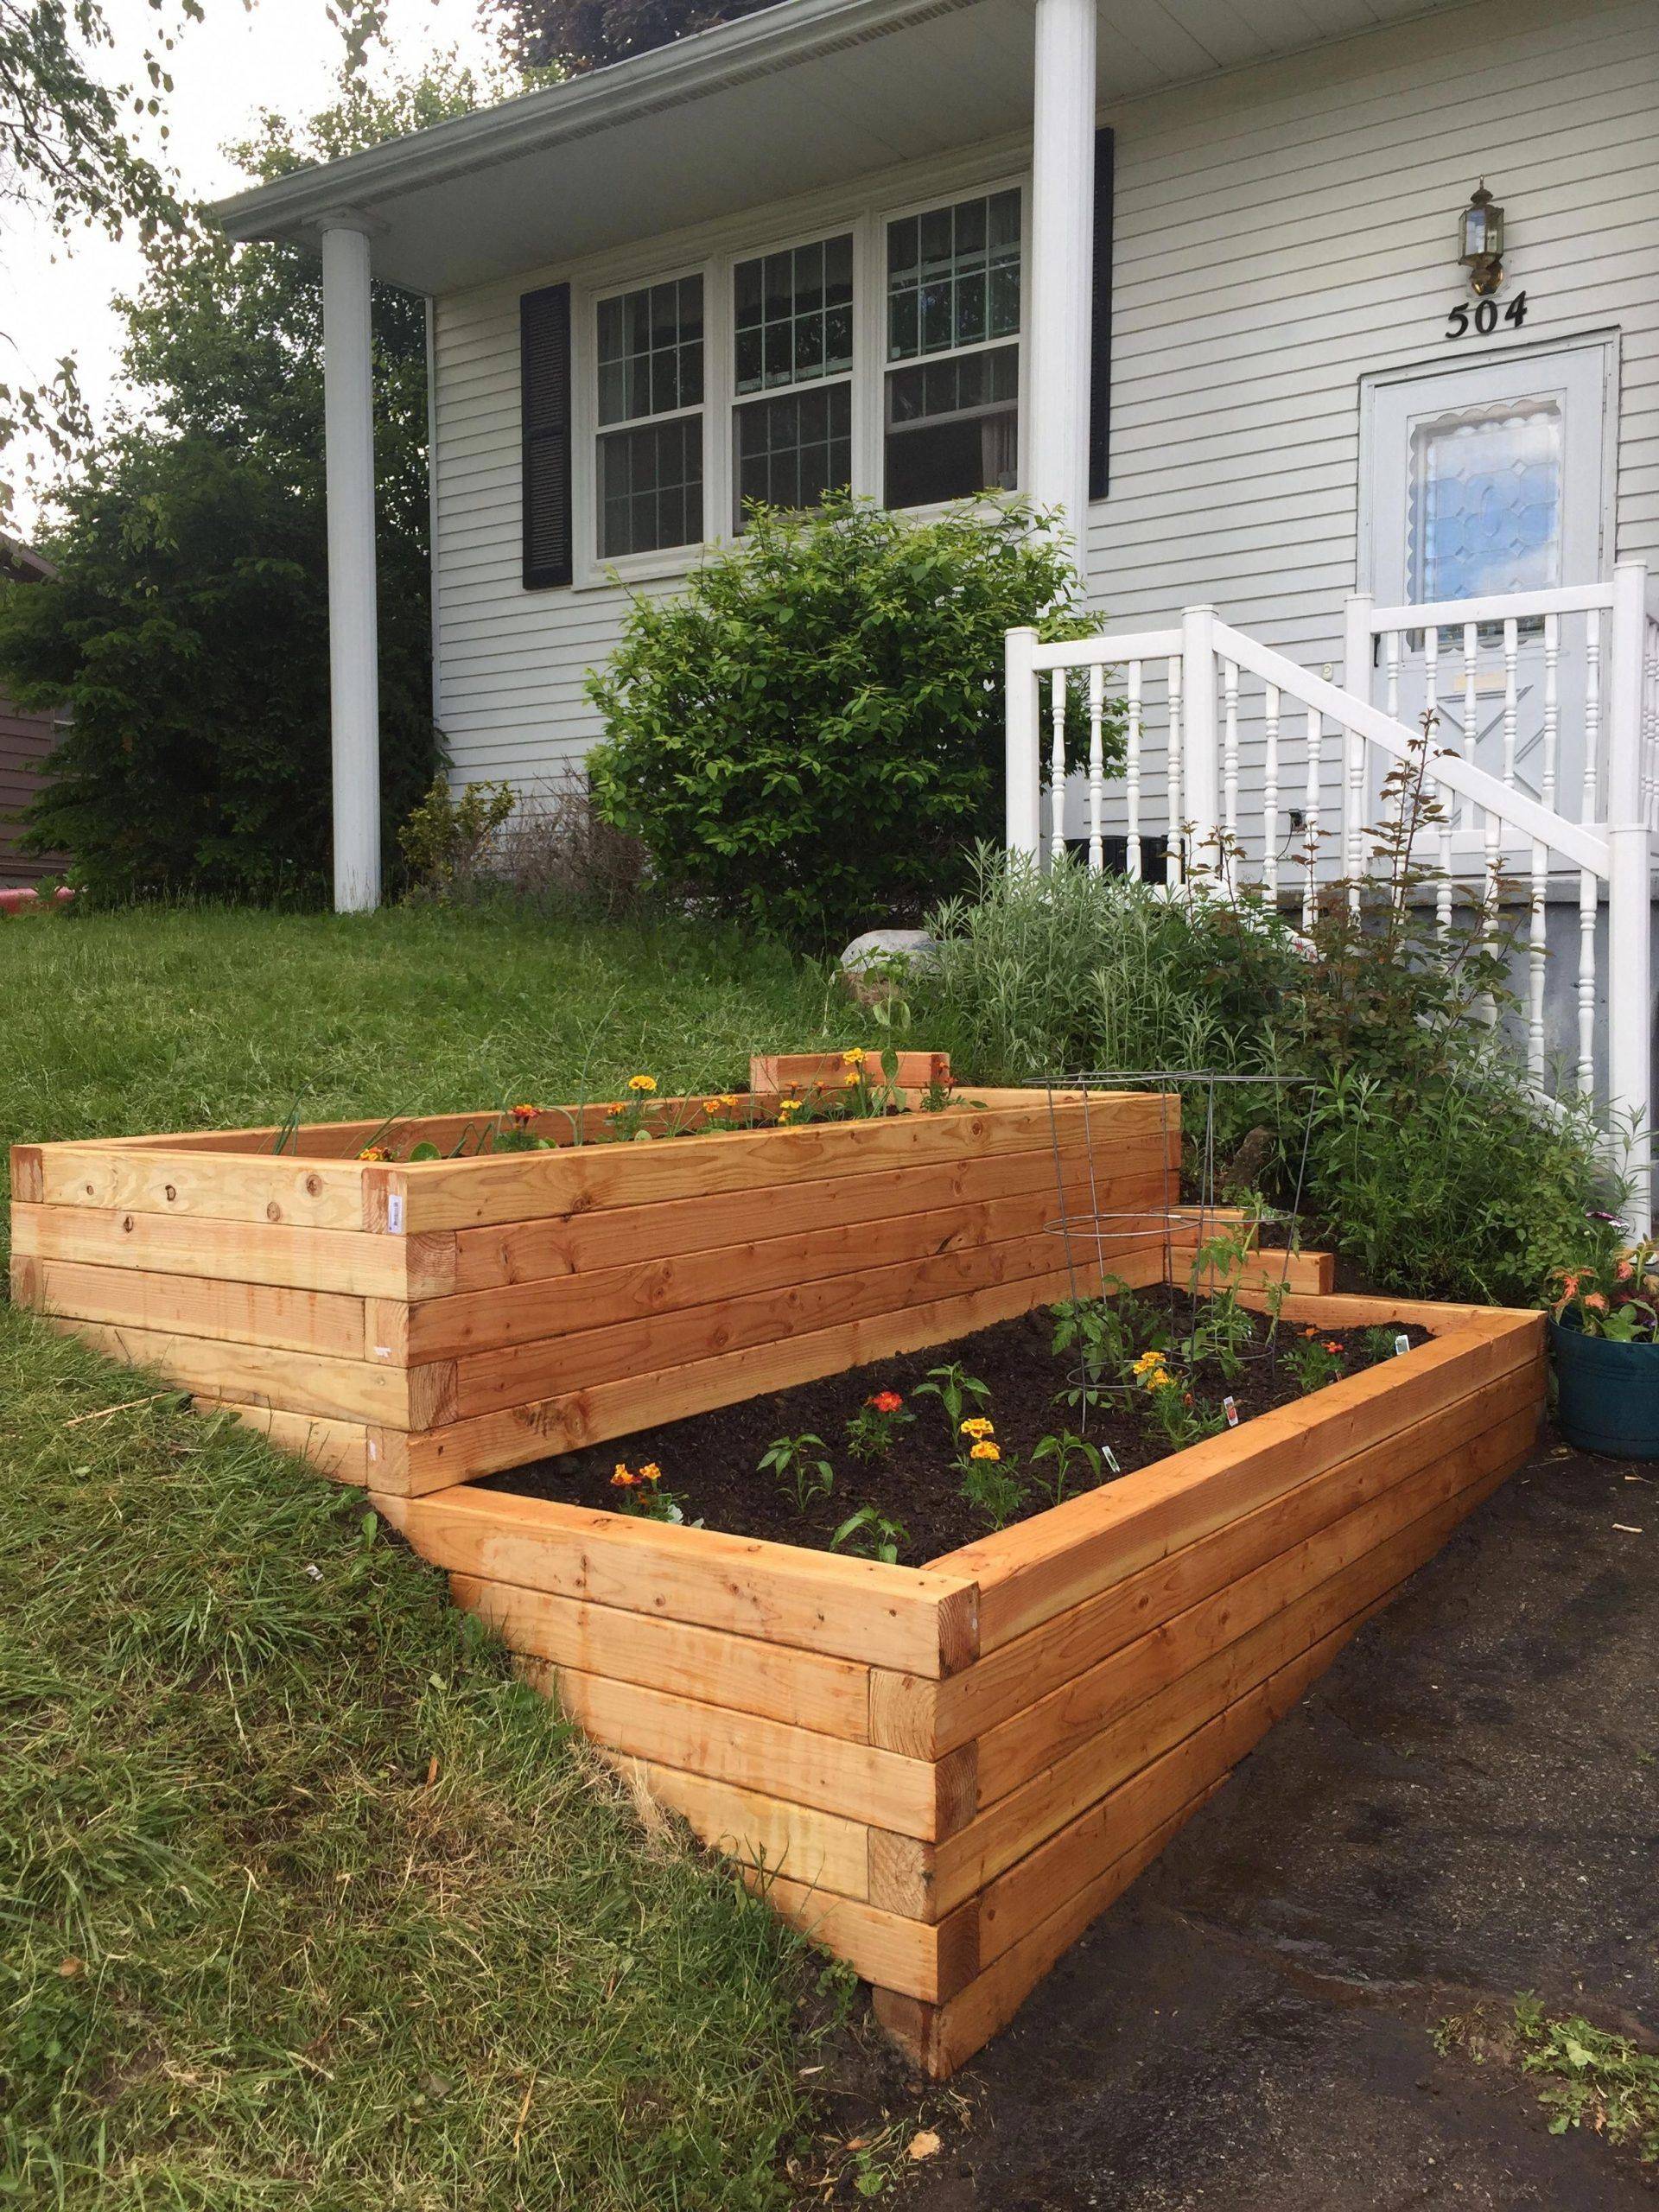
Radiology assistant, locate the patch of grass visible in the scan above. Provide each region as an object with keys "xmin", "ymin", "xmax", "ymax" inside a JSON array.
[
  {"xmin": 1434, "ymin": 1997, "xmax": 1659, "ymax": 2167},
  {"xmin": 0, "ymin": 906, "xmax": 887, "ymax": 2206}
]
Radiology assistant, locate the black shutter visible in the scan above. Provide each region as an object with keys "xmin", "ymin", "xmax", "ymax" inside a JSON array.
[
  {"xmin": 1087, "ymin": 127, "xmax": 1115, "ymax": 504},
  {"xmin": 521, "ymin": 283, "xmax": 573, "ymax": 589}
]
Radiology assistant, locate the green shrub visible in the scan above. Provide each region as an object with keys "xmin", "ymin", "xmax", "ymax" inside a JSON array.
[
  {"xmin": 918, "ymin": 849, "xmax": 1611, "ymax": 1306},
  {"xmin": 587, "ymin": 493, "xmax": 1108, "ymax": 945}
]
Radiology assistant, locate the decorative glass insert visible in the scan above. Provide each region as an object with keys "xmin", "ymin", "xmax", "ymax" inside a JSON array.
[
  {"xmin": 887, "ymin": 189, "xmax": 1020, "ymax": 363},
  {"xmin": 597, "ymin": 276, "xmax": 703, "ymax": 428},
  {"xmin": 599, "ymin": 416, "xmax": 703, "ymax": 558},
  {"xmin": 884, "ymin": 343, "xmax": 1018, "ymax": 509},
  {"xmin": 1408, "ymin": 396, "xmax": 1562, "ymax": 604},
  {"xmin": 734, "ymin": 234, "xmax": 853, "ymax": 396},
  {"xmin": 734, "ymin": 384, "xmax": 852, "ymax": 526}
]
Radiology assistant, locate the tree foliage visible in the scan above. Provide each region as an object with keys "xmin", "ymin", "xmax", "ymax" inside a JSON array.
[
  {"xmin": 492, "ymin": 0, "xmax": 768, "ymax": 74},
  {"xmin": 587, "ymin": 493, "xmax": 1108, "ymax": 945},
  {"xmin": 0, "ymin": 0, "xmax": 206, "ymax": 512},
  {"xmin": 0, "ymin": 53, "xmax": 495, "ymax": 900}
]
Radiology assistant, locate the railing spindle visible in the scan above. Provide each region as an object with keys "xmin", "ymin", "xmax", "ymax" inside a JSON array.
[
  {"xmin": 1579, "ymin": 611, "xmax": 1602, "ymax": 1096},
  {"xmin": 1166, "ymin": 652, "xmax": 1184, "ymax": 888},
  {"xmin": 1424, "ymin": 626, "xmax": 1452, "ymax": 937},
  {"xmin": 1048, "ymin": 671, "xmax": 1066, "ymax": 863},
  {"xmin": 1222, "ymin": 656, "xmax": 1239, "ymax": 840},
  {"xmin": 1263, "ymin": 681, "xmax": 1281, "ymax": 904},
  {"xmin": 1126, "ymin": 659, "xmax": 1143, "ymax": 881},
  {"xmin": 1302, "ymin": 705, "xmax": 1320, "ymax": 931},
  {"xmin": 1085, "ymin": 662, "xmax": 1104, "ymax": 874}
]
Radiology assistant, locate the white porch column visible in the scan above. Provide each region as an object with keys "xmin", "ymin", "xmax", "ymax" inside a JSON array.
[
  {"xmin": 1027, "ymin": 0, "xmax": 1096, "ymax": 574},
  {"xmin": 321, "ymin": 219, "xmax": 382, "ymax": 913}
]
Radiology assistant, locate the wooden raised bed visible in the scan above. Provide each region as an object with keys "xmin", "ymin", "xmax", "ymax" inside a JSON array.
[
  {"xmin": 9, "ymin": 1072, "xmax": 1189, "ymax": 1492},
  {"xmin": 8, "ymin": 1080, "xmax": 1544, "ymax": 2076}
]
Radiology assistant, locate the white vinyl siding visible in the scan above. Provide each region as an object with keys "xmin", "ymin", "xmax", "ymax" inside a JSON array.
[{"xmin": 429, "ymin": 0, "xmax": 1659, "ymax": 790}]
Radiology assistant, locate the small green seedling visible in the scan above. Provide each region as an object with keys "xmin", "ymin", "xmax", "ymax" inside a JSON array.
[
  {"xmin": 829, "ymin": 1506, "xmax": 910, "ymax": 1564},
  {"xmin": 758, "ymin": 1433, "xmax": 835, "ymax": 1514}
]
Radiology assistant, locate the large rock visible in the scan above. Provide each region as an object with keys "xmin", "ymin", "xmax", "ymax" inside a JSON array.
[{"xmin": 837, "ymin": 926, "xmax": 938, "ymax": 976}]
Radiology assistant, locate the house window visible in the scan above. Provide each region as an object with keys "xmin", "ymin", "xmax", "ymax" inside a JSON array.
[
  {"xmin": 733, "ymin": 233, "xmax": 854, "ymax": 527},
  {"xmin": 884, "ymin": 188, "xmax": 1020, "ymax": 508},
  {"xmin": 596, "ymin": 275, "xmax": 703, "ymax": 557}
]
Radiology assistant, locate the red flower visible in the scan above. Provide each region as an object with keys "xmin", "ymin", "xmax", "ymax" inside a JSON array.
[{"xmin": 867, "ymin": 1390, "xmax": 904, "ymax": 1414}]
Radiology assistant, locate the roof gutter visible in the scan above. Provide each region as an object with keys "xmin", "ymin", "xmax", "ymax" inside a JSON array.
[{"xmin": 213, "ymin": 0, "xmax": 977, "ymax": 242}]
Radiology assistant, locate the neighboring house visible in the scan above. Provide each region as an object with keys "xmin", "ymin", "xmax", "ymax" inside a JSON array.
[
  {"xmin": 0, "ymin": 538, "xmax": 67, "ymax": 887},
  {"xmin": 214, "ymin": 0, "xmax": 1657, "ymax": 902}
]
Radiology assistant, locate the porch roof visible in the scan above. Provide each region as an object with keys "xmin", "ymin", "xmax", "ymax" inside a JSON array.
[{"xmin": 212, "ymin": 0, "xmax": 1468, "ymax": 295}]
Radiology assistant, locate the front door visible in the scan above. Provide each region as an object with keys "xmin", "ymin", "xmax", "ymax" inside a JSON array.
[{"xmin": 1360, "ymin": 339, "xmax": 1615, "ymax": 850}]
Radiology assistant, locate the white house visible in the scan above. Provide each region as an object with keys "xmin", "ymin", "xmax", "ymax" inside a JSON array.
[{"xmin": 216, "ymin": 0, "xmax": 1659, "ymax": 1193}]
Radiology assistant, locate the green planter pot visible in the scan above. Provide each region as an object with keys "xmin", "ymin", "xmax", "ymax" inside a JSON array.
[{"xmin": 1549, "ymin": 1313, "xmax": 1659, "ymax": 1459}]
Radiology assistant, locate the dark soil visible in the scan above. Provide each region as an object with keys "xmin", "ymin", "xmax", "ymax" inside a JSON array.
[{"xmin": 482, "ymin": 1300, "xmax": 1430, "ymax": 1565}]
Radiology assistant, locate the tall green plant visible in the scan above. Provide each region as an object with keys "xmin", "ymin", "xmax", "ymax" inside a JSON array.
[
  {"xmin": 0, "ymin": 49, "xmax": 499, "ymax": 900},
  {"xmin": 587, "ymin": 494, "xmax": 1110, "ymax": 944}
]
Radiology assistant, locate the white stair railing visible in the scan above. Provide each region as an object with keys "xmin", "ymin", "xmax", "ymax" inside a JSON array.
[{"xmin": 1005, "ymin": 561, "xmax": 1655, "ymax": 1220}]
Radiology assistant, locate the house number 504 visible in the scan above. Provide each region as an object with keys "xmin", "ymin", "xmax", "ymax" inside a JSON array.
[{"xmin": 1446, "ymin": 292, "xmax": 1529, "ymax": 339}]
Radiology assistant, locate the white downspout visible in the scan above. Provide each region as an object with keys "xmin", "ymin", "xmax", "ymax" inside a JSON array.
[
  {"xmin": 1027, "ymin": 0, "xmax": 1096, "ymax": 577},
  {"xmin": 321, "ymin": 219, "xmax": 382, "ymax": 913}
]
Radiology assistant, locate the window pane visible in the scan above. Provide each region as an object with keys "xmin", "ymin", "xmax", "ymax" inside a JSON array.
[
  {"xmin": 732, "ymin": 383, "xmax": 852, "ymax": 529},
  {"xmin": 1408, "ymin": 397, "xmax": 1563, "ymax": 602},
  {"xmin": 599, "ymin": 417, "xmax": 703, "ymax": 556},
  {"xmin": 887, "ymin": 190, "xmax": 1021, "ymax": 362},
  {"xmin": 596, "ymin": 276, "xmax": 704, "ymax": 426},
  {"xmin": 884, "ymin": 342, "xmax": 1019, "ymax": 508},
  {"xmin": 734, "ymin": 233, "xmax": 855, "ymax": 394}
]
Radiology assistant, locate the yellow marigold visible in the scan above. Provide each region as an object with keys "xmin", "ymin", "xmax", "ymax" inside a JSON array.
[
  {"xmin": 1130, "ymin": 1350, "xmax": 1167, "ymax": 1376},
  {"xmin": 959, "ymin": 1416, "xmax": 995, "ymax": 1439},
  {"xmin": 841, "ymin": 1046, "xmax": 866, "ymax": 1067},
  {"xmin": 719, "ymin": 1093, "xmax": 740, "ymax": 1108},
  {"xmin": 627, "ymin": 1073, "xmax": 658, "ymax": 1095},
  {"xmin": 638, "ymin": 1461, "xmax": 663, "ymax": 1484},
  {"xmin": 777, "ymin": 1098, "xmax": 802, "ymax": 1117},
  {"xmin": 843, "ymin": 1070, "xmax": 861, "ymax": 1086},
  {"xmin": 358, "ymin": 1144, "xmax": 392, "ymax": 1161},
  {"xmin": 610, "ymin": 1463, "xmax": 639, "ymax": 1489},
  {"xmin": 1145, "ymin": 1370, "xmax": 1177, "ymax": 1392},
  {"xmin": 969, "ymin": 1440, "xmax": 1001, "ymax": 1462}
]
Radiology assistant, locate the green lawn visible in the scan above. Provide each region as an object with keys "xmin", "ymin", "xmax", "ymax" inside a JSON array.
[{"xmin": 0, "ymin": 905, "xmax": 893, "ymax": 2209}]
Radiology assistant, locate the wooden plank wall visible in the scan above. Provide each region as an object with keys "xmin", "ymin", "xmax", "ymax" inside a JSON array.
[{"xmin": 10, "ymin": 1091, "xmax": 1177, "ymax": 1491}]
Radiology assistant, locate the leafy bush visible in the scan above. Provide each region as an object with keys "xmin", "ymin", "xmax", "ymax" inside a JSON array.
[
  {"xmin": 587, "ymin": 493, "xmax": 1108, "ymax": 945},
  {"xmin": 400, "ymin": 777, "xmax": 517, "ymax": 899},
  {"xmin": 918, "ymin": 848, "xmax": 1611, "ymax": 1306}
]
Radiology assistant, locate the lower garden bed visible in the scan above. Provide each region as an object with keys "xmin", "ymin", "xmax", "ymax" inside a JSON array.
[
  {"xmin": 374, "ymin": 1282, "xmax": 1545, "ymax": 2081},
  {"xmin": 486, "ymin": 1301, "xmax": 1433, "ymax": 1562}
]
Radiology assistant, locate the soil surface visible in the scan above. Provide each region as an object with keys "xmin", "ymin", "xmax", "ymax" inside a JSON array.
[
  {"xmin": 834, "ymin": 1433, "xmax": 1658, "ymax": 2209},
  {"xmin": 482, "ymin": 1302, "xmax": 1428, "ymax": 1564}
]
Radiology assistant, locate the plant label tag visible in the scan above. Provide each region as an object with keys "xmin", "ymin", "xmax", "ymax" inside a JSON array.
[
  {"xmin": 1102, "ymin": 1446, "xmax": 1120, "ymax": 1474},
  {"xmin": 386, "ymin": 1192, "xmax": 404, "ymax": 1235},
  {"xmin": 1394, "ymin": 1332, "xmax": 1410, "ymax": 1357},
  {"xmin": 1224, "ymin": 1395, "xmax": 1240, "ymax": 1427}
]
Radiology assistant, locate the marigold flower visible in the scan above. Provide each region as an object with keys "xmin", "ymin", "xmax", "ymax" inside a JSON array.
[
  {"xmin": 842, "ymin": 1046, "xmax": 866, "ymax": 1067},
  {"xmin": 627, "ymin": 1073, "xmax": 658, "ymax": 1095},
  {"xmin": 1130, "ymin": 1350, "xmax": 1167, "ymax": 1376},
  {"xmin": 843, "ymin": 1070, "xmax": 861, "ymax": 1086},
  {"xmin": 1322, "ymin": 1340, "xmax": 1343, "ymax": 1355},
  {"xmin": 777, "ymin": 1098, "xmax": 802, "ymax": 1118},
  {"xmin": 359, "ymin": 1144, "xmax": 392, "ymax": 1161},
  {"xmin": 1147, "ymin": 1371, "xmax": 1177, "ymax": 1392},
  {"xmin": 969, "ymin": 1440, "xmax": 1001, "ymax": 1462},
  {"xmin": 959, "ymin": 1415, "xmax": 995, "ymax": 1439},
  {"xmin": 610, "ymin": 1464, "xmax": 639, "ymax": 1489},
  {"xmin": 638, "ymin": 1462, "xmax": 663, "ymax": 1483},
  {"xmin": 719, "ymin": 1093, "xmax": 740, "ymax": 1109},
  {"xmin": 510, "ymin": 1103, "xmax": 539, "ymax": 1125},
  {"xmin": 868, "ymin": 1390, "xmax": 904, "ymax": 1414}
]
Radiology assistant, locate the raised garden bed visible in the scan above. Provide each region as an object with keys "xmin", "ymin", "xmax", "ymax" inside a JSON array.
[
  {"xmin": 13, "ymin": 1059, "xmax": 1192, "ymax": 1493},
  {"xmin": 9, "ymin": 1067, "xmax": 1546, "ymax": 2078}
]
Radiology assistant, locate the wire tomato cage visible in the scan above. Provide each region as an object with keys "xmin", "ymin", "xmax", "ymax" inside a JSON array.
[{"xmin": 1028, "ymin": 1070, "xmax": 1321, "ymax": 1421}]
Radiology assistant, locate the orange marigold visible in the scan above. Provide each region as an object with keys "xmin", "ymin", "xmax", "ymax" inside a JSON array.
[{"xmin": 868, "ymin": 1390, "xmax": 904, "ymax": 1414}]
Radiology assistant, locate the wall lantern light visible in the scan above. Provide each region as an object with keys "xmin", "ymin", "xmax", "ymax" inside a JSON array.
[{"xmin": 1459, "ymin": 181, "xmax": 1505, "ymax": 296}]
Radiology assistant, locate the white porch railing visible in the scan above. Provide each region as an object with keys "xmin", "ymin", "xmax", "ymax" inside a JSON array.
[{"xmin": 1004, "ymin": 562, "xmax": 1656, "ymax": 1220}]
